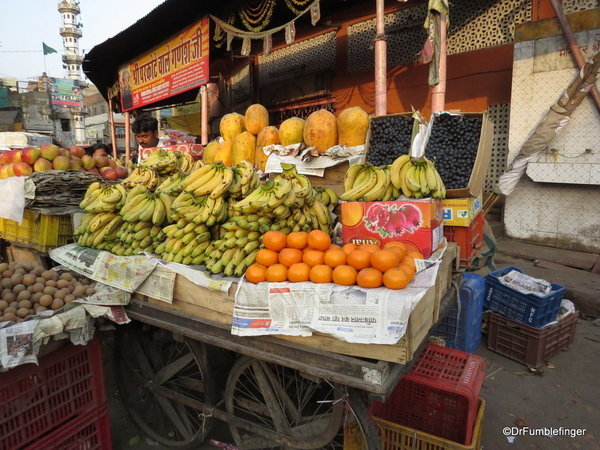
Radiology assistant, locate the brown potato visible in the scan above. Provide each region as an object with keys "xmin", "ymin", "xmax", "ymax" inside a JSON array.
[
  {"xmin": 18, "ymin": 299, "xmax": 32, "ymax": 309},
  {"xmin": 32, "ymin": 267, "xmax": 45, "ymax": 277},
  {"xmin": 0, "ymin": 300, "xmax": 8, "ymax": 311},
  {"xmin": 35, "ymin": 277, "xmax": 46, "ymax": 285},
  {"xmin": 72, "ymin": 285, "xmax": 87, "ymax": 298},
  {"xmin": 85, "ymin": 287, "xmax": 96, "ymax": 296},
  {"xmin": 1, "ymin": 278, "xmax": 12, "ymax": 289},
  {"xmin": 4, "ymin": 306, "xmax": 17, "ymax": 316},
  {"xmin": 54, "ymin": 288, "xmax": 70, "ymax": 300},
  {"xmin": 64, "ymin": 294, "xmax": 75, "ymax": 303},
  {"xmin": 45, "ymin": 280, "xmax": 57, "ymax": 288},
  {"xmin": 17, "ymin": 307, "xmax": 29, "ymax": 318},
  {"xmin": 32, "ymin": 283, "xmax": 45, "ymax": 293},
  {"xmin": 41, "ymin": 270, "xmax": 54, "ymax": 280},
  {"xmin": 22, "ymin": 263, "xmax": 35, "ymax": 273},
  {"xmin": 1, "ymin": 312, "xmax": 16, "ymax": 322},
  {"xmin": 36, "ymin": 305, "xmax": 48, "ymax": 313},
  {"xmin": 31, "ymin": 292, "xmax": 44, "ymax": 303},
  {"xmin": 59, "ymin": 272, "xmax": 74, "ymax": 282},
  {"xmin": 1, "ymin": 288, "xmax": 11, "ymax": 297},
  {"xmin": 0, "ymin": 262, "xmax": 8, "ymax": 273},
  {"xmin": 43, "ymin": 286, "xmax": 58, "ymax": 296},
  {"xmin": 12, "ymin": 284, "xmax": 26, "ymax": 295},
  {"xmin": 17, "ymin": 291, "xmax": 31, "ymax": 302},
  {"xmin": 22, "ymin": 274, "xmax": 36, "ymax": 286},
  {"xmin": 11, "ymin": 274, "xmax": 23, "ymax": 285},
  {"xmin": 56, "ymin": 279, "xmax": 70, "ymax": 289},
  {"xmin": 39, "ymin": 295, "xmax": 53, "ymax": 307},
  {"xmin": 3, "ymin": 292, "xmax": 16, "ymax": 303},
  {"xmin": 50, "ymin": 298, "xmax": 64, "ymax": 310},
  {"xmin": 14, "ymin": 268, "xmax": 27, "ymax": 276}
]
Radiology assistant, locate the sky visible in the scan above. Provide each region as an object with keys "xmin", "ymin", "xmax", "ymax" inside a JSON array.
[{"xmin": 0, "ymin": 0, "xmax": 165, "ymax": 82}]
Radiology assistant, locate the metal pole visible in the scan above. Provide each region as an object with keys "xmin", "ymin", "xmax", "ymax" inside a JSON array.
[
  {"xmin": 549, "ymin": 0, "xmax": 600, "ymax": 113},
  {"xmin": 374, "ymin": 0, "xmax": 387, "ymax": 116},
  {"xmin": 201, "ymin": 85, "xmax": 209, "ymax": 145},
  {"xmin": 430, "ymin": 13, "xmax": 447, "ymax": 112},
  {"xmin": 125, "ymin": 111, "xmax": 131, "ymax": 163},
  {"xmin": 108, "ymin": 98, "xmax": 118, "ymax": 159}
]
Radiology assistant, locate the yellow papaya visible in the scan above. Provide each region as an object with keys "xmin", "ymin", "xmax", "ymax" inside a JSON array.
[
  {"xmin": 279, "ymin": 117, "xmax": 305, "ymax": 146},
  {"xmin": 338, "ymin": 106, "xmax": 369, "ymax": 146},
  {"xmin": 255, "ymin": 126, "xmax": 279, "ymax": 171},
  {"xmin": 219, "ymin": 113, "xmax": 245, "ymax": 142},
  {"xmin": 232, "ymin": 131, "xmax": 256, "ymax": 166},
  {"xmin": 213, "ymin": 141, "xmax": 233, "ymax": 166},
  {"xmin": 303, "ymin": 109, "xmax": 338, "ymax": 153},
  {"xmin": 202, "ymin": 141, "xmax": 220, "ymax": 164},
  {"xmin": 244, "ymin": 104, "xmax": 269, "ymax": 135}
]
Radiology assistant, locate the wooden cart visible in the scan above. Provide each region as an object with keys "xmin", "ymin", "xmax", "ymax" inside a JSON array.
[{"xmin": 117, "ymin": 243, "xmax": 460, "ymax": 450}]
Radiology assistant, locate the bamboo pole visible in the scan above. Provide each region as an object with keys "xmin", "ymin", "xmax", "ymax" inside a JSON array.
[
  {"xmin": 108, "ymin": 98, "xmax": 118, "ymax": 159},
  {"xmin": 201, "ymin": 85, "xmax": 209, "ymax": 145},
  {"xmin": 374, "ymin": 0, "xmax": 387, "ymax": 116},
  {"xmin": 430, "ymin": 13, "xmax": 447, "ymax": 112},
  {"xmin": 125, "ymin": 111, "xmax": 131, "ymax": 163}
]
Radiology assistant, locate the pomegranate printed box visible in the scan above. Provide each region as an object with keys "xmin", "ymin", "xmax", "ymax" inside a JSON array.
[{"xmin": 341, "ymin": 198, "xmax": 444, "ymax": 258}]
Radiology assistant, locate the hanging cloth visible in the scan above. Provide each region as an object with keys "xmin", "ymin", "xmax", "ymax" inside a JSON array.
[
  {"xmin": 263, "ymin": 35, "xmax": 273, "ymax": 56},
  {"xmin": 241, "ymin": 38, "xmax": 252, "ymax": 56},
  {"xmin": 285, "ymin": 22, "xmax": 296, "ymax": 45},
  {"xmin": 423, "ymin": 0, "xmax": 449, "ymax": 86},
  {"xmin": 310, "ymin": 1, "xmax": 320, "ymax": 26}
]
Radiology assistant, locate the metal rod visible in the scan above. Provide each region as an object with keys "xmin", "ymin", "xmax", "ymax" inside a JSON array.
[
  {"xmin": 374, "ymin": 0, "xmax": 387, "ymax": 116},
  {"xmin": 201, "ymin": 85, "xmax": 209, "ymax": 145},
  {"xmin": 431, "ymin": 13, "xmax": 447, "ymax": 112},
  {"xmin": 549, "ymin": 0, "xmax": 600, "ymax": 113},
  {"xmin": 108, "ymin": 98, "xmax": 118, "ymax": 159},
  {"xmin": 125, "ymin": 111, "xmax": 131, "ymax": 163}
]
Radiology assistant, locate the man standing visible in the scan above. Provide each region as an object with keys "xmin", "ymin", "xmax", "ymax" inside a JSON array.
[{"xmin": 131, "ymin": 113, "xmax": 164, "ymax": 162}]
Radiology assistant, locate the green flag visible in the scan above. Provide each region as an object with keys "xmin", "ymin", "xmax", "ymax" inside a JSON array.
[{"xmin": 42, "ymin": 42, "xmax": 57, "ymax": 55}]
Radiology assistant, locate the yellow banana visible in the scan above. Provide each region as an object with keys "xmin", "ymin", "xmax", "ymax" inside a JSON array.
[
  {"xmin": 89, "ymin": 212, "xmax": 117, "ymax": 233},
  {"xmin": 152, "ymin": 195, "xmax": 167, "ymax": 225},
  {"xmin": 343, "ymin": 163, "xmax": 366, "ymax": 192},
  {"xmin": 360, "ymin": 167, "xmax": 390, "ymax": 202},
  {"xmin": 183, "ymin": 165, "xmax": 218, "ymax": 192},
  {"xmin": 340, "ymin": 166, "xmax": 378, "ymax": 201},
  {"xmin": 390, "ymin": 154, "xmax": 411, "ymax": 189}
]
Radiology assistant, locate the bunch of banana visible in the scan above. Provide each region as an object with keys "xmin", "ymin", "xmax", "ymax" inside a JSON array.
[
  {"xmin": 110, "ymin": 221, "xmax": 165, "ymax": 256},
  {"xmin": 175, "ymin": 152, "xmax": 194, "ymax": 172},
  {"xmin": 79, "ymin": 182, "xmax": 127, "ymax": 213},
  {"xmin": 121, "ymin": 167, "xmax": 160, "ymax": 190},
  {"xmin": 156, "ymin": 222, "xmax": 212, "ymax": 264},
  {"xmin": 189, "ymin": 159, "xmax": 205, "ymax": 172},
  {"xmin": 139, "ymin": 148, "xmax": 180, "ymax": 175},
  {"xmin": 119, "ymin": 187, "xmax": 173, "ymax": 225},
  {"xmin": 154, "ymin": 171, "xmax": 188, "ymax": 196},
  {"xmin": 75, "ymin": 212, "xmax": 123, "ymax": 251},
  {"xmin": 232, "ymin": 179, "xmax": 294, "ymax": 215},
  {"xmin": 228, "ymin": 160, "xmax": 262, "ymax": 200},
  {"xmin": 181, "ymin": 161, "xmax": 234, "ymax": 198},
  {"xmin": 341, "ymin": 164, "xmax": 397, "ymax": 202},
  {"xmin": 272, "ymin": 163, "xmax": 313, "ymax": 208},
  {"xmin": 170, "ymin": 192, "xmax": 229, "ymax": 226},
  {"xmin": 390, "ymin": 155, "xmax": 446, "ymax": 199},
  {"xmin": 313, "ymin": 187, "xmax": 339, "ymax": 208},
  {"xmin": 203, "ymin": 239, "xmax": 260, "ymax": 277}
]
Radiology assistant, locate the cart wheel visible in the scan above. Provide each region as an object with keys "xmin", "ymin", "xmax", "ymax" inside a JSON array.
[
  {"xmin": 225, "ymin": 355, "xmax": 346, "ymax": 449},
  {"xmin": 115, "ymin": 323, "xmax": 215, "ymax": 449}
]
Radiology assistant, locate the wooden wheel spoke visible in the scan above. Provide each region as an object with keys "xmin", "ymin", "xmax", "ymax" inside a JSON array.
[
  {"xmin": 175, "ymin": 376, "xmax": 205, "ymax": 393},
  {"xmin": 287, "ymin": 414, "xmax": 333, "ymax": 438},
  {"xmin": 129, "ymin": 331, "xmax": 157, "ymax": 379},
  {"xmin": 251, "ymin": 360, "xmax": 291, "ymax": 434},
  {"xmin": 153, "ymin": 352, "xmax": 194, "ymax": 385},
  {"xmin": 151, "ymin": 391, "xmax": 194, "ymax": 440}
]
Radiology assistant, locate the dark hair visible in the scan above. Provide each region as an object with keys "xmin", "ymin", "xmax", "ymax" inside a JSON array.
[
  {"xmin": 132, "ymin": 113, "xmax": 158, "ymax": 134},
  {"xmin": 90, "ymin": 143, "xmax": 109, "ymax": 153}
]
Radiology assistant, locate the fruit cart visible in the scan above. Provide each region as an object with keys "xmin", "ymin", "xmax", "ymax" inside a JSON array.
[{"xmin": 114, "ymin": 243, "xmax": 459, "ymax": 450}]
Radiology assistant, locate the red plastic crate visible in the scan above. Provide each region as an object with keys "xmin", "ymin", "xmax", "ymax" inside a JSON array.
[
  {"xmin": 0, "ymin": 337, "xmax": 107, "ymax": 450},
  {"xmin": 370, "ymin": 343, "xmax": 486, "ymax": 445},
  {"xmin": 444, "ymin": 211, "xmax": 484, "ymax": 267},
  {"xmin": 23, "ymin": 403, "xmax": 112, "ymax": 450}
]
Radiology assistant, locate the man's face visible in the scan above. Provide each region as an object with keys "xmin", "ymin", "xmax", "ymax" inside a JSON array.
[{"xmin": 135, "ymin": 130, "xmax": 160, "ymax": 148}]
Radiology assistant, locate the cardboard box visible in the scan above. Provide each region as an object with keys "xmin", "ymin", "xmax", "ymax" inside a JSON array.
[
  {"xmin": 364, "ymin": 113, "xmax": 419, "ymax": 160},
  {"xmin": 442, "ymin": 192, "xmax": 483, "ymax": 226},
  {"xmin": 428, "ymin": 112, "xmax": 493, "ymax": 199},
  {"xmin": 341, "ymin": 198, "xmax": 444, "ymax": 258}
]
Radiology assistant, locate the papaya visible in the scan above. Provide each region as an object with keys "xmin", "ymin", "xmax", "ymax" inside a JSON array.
[
  {"xmin": 219, "ymin": 113, "xmax": 245, "ymax": 142},
  {"xmin": 255, "ymin": 126, "xmax": 280, "ymax": 171},
  {"xmin": 244, "ymin": 104, "xmax": 269, "ymax": 135},
  {"xmin": 338, "ymin": 106, "xmax": 369, "ymax": 147},
  {"xmin": 202, "ymin": 141, "xmax": 220, "ymax": 164},
  {"xmin": 232, "ymin": 131, "xmax": 256, "ymax": 166},
  {"xmin": 279, "ymin": 117, "xmax": 305, "ymax": 146},
  {"xmin": 213, "ymin": 141, "xmax": 233, "ymax": 166},
  {"xmin": 303, "ymin": 109, "xmax": 338, "ymax": 153}
]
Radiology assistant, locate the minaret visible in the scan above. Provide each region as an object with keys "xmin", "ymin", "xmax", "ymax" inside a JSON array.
[{"xmin": 58, "ymin": 0, "xmax": 87, "ymax": 144}]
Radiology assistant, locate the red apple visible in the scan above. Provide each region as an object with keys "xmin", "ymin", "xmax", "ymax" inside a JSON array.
[
  {"xmin": 0, "ymin": 165, "xmax": 8, "ymax": 179},
  {"xmin": 20, "ymin": 147, "xmax": 41, "ymax": 165},
  {"xmin": 114, "ymin": 166, "xmax": 128, "ymax": 179},
  {"xmin": 70, "ymin": 160, "xmax": 81, "ymax": 170},
  {"xmin": 107, "ymin": 159, "xmax": 117, "ymax": 169},
  {"xmin": 81, "ymin": 154, "xmax": 95, "ymax": 170},
  {"xmin": 39, "ymin": 143, "xmax": 60, "ymax": 161},
  {"xmin": 101, "ymin": 167, "xmax": 118, "ymax": 181},
  {"xmin": 93, "ymin": 154, "xmax": 110, "ymax": 168},
  {"xmin": 6, "ymin": 163, "xmax": 15, "ymax": 177},
  {"xmin": 13, "ymin": 162, "xmax": 33, "ymax": 177},
  {"xmin": 33, "ymin": 158, "xmax": 53, "ymax": 172},
  {"xmin": 52, "ymin": 155, "xmax": 71, "ymax": 170},
  {"xmin": 70, "ymin": 155, "xmax": 82, "ymax": 165},
  {"xmin": 8, "ymin": 149, "xmax": 22, "ymax": 163},
  {"xmin": 86, "ymin": 167, "xmax": 100, "ymax": 174},
  {"xmin": 0, "ymin": 151, "xmax": 10, "ymax": 165},
  {"xmin": 69, "ymin": 146, "xmax": 86, "ymax": 158}
]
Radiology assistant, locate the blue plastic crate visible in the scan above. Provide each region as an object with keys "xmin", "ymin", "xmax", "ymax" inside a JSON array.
[
  {"xmin": 484, "ymin": 266, "xmax": 565, "ymax": 328},
  {"xmin": 434, "ymin": 273, "xmax": 485, "ymax": 353}
]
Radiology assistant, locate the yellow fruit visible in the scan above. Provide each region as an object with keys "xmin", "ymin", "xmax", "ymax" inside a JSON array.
[
  {"xmin": 220, "ymin": 113, "xmax": 245, "ymax": 142},
  {"xmin": 303, "ymin": 109, "xmax": 338, "ymax": 153},
  {"xmin": 202, "ymin": 141, "xmax": 220, "ymax": 164},
  {"xmin": 255, "ymin": 126, "xmax": 280, "ymax": 171},
  {"xmin": 338, "ymin": 106, "xmax": 369, "ymax": 147},
  {"xmin": 232, "ymin": 131, "xmax": 256, "ymax": 166},
  {"xmin": 244, "ymin": 104, "xmax": 269, "ymax": 135},
  {"xmin": 279, "ymin": 117, "xmax": 305, "ymax": 146},
  {"xmin": 213, "ymin": 141, "xmax": 233, "ymax": 166}
]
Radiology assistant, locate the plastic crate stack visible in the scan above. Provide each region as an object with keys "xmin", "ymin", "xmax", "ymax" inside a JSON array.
[
  {"xmin": 432, "ymin": 272, "xmax": 486, "ymax": 354},
  {"xmin": 360, "ymin": 343, "xmax": 486, "ymax": 449},
  {"xmin": 0, "ymin": 336, "xmax": 112, "ymax": 450},
  {"xmin": 0, "ymin": 209, "xmax": 74, "ymax": 252},
  {"xmin": 484, "ymin": 265, "xmax": 577, "ymax": 367},
  {"xmin": 443, "ymin": 203, "xmax": 484, "ymax": 268}
]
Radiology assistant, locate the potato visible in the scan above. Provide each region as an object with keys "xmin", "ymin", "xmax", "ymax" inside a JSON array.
[
  {"xmin": 43, "ymin": 286, "xmax": 58, "ymax": 296},
  {"xmin": 45, "ymin": 280, "xmax": 57, "ymax": 288},
  {"xmin": 56, "ymin": 279, "xmax": 70, "ymax": 289},
  {"xmin": 3, "ymin": 292, "xmax": 16, "ymax": 303},
  {"xmin": 64, "ymin": 294, "xmax": 75, "ymax": 303},
  {"xmin": 4, "ymin": 306, "xmax": 17, "ymax": 316},
  {"xmin": 12, "ymin": 284, "xmax": 27, "ymax": 295},
  {"xmin": 22, "ymin": 274, "xmax": 36, "ymax": 286},
  {"xmin": 72, "ymin": 285, "xmax": 87, "ymax": 298},
  {"xmin": 36, "ymin": 306, "xmax": 48, "ymax": 313},
  {"xmin": 1, "ymin": 288, "xmax": 11, "ymax": 297},
  {"xmin": 2, "ymin": 269, "xmax": 14, "ymax": 278},
  {"xmin": 1, "ymin": 278, "xmax": 13, "ymax": 289},
  {"xmin": 1, "ymin": 312, "xmax": 16, "ymax": 322},
  {"xmin": 17, "ymin": 291, "xmax": 31, "ymax": 302},
  {"xmin": 32, "ymin": 267, "xmax": 45, "ymax": 277},
  {"xmin": 0, "ymin": 300, "xmax": 8, "ymax": 311},
  {"xmin": 54, "ymin": 288, "xmax": 70, "ymax": 300},
  {"xmin": 18, "ymin": 299, "xmax": 32, "ymax": 309},
  {"xmin": 17, "ymin": 307, "xmax": 29, "ymax": 318},
  {"xmin": 50, "ymin": 298, "xmax": 64, "ymax": 310},
  {"xmin": 31, "ymin": 292, "xmax": 44, "ymax": 303},
  {"xmin": 14, "ymin": 268, "xmax": 27, "ymax": 276},
  {"xmin": 41, "ymin": 270, "xmax": 54, "ymax": 280},
  {"xmin": 85, "ymin": 287, "xmax": 96, "ymax": 296},
  {"xmin": 39, "ymin": 295, "xmax": 53, "ymax": 307},
  {"xmin": 22, "ymin": 263, "xmax": 35, "ymax": 273},
  {"xmin": 0, "ymin": 262, "xmax": 8, "ymax": 273},
  {"xmin": 11, "ymin": 274, "xmax": 24, "ymax": 285}
]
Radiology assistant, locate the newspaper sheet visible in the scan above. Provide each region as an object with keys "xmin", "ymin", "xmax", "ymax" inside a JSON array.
[
  {"xmin": 265, "ymin": 154, "xmax": 364, "ymax": 176},
  {"xmin": 233, "ymin": 257, "xmax": 442, "ymax": 344},
  {"xmin": 498, "ymin": 270, "xmax": 553, "ymax": 297},
  {"xmin": 136, "ymin": 264, "xmax": 177, "ymax": 303},
  {"xmin": 49, "ymin": 244, "xmax": 158, "ymax": 293},
  {"xmin": 0, "ymin": 320, "xmax": 40, "ymax": 368}
]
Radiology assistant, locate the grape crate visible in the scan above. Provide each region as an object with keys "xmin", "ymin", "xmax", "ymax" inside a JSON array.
[
  {"xmin": 366, "ymin": 114, "xmax": 415, "ymax": 166},
  {"xmin": 424, "ymin": 113, "xmax": 483, "ymax": 190}
]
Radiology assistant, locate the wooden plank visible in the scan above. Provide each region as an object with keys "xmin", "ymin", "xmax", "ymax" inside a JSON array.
[
  {"xmin": 306, "ymin": 161, "xmax": 349, "ymax": 197},
  {"xmin": 6, "ymin": 245, "xmax": 48, "ymax": 268},
  {"xmin": 498, "ymin": 239, "xmax": 598, "ymax": 270}
]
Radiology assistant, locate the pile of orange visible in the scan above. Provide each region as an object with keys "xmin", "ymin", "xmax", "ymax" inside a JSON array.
[{"xmin": 245, "ymin": 230, "xmax": 423, "ymax": 290}]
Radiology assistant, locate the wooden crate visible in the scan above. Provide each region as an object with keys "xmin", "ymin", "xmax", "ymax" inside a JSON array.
[
  {"xmin": 137, "ymin": 243, "xmax": 458, "ymax": 365},
  {"xmin": 306, "ymin": 161, "xmax": 350, "ymax": 197}
]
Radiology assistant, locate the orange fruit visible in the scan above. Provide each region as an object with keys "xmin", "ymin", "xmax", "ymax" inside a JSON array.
[
  {"xmin": 356, "ymin": 268, "xmax": 383, "ymax": 288},
  {"xmin": 401, "ymin": 256, "xmax": 417, "ymax": 271},
  {"xmin": 303, "ymin": 250, "xmax": 325, "ymax": 268},
  {"xmin": 323, "ymin": 249, "xmax": 347, "ymax": 268},
  {"xmin": 383, "ymin": 241, "xmax": 405, "ymax": 248},
  {"xmin": 307, "ymin": 230, "xmax": 331, "ymax": 252},
  {"xmin": 328, "ymin": 244, "xmax": 342, "ymax": 251},
  {"xmin": 287, "ymin": 262, "xmax": 311, "ymax": 282},
  {"xmin": 383, "ymin": 268, "xmax": 410, "ymax": 290},
  {"xmin": 358, "ymin": 244, "xmax": 380, "ymax": 254},
  {"xmin": 245, "ymin": 264, "xmax": 267, "ymax": 284},
  {"xmin": 279, "ymin": 248, "xmax": 303, "ymax": 268},
  {"xmin": 406, "ymin": 250, "xmax": 425, "ymax": 260},
  {"xmin": 256, "ymin": 248, "xmax": 279, "ymax": 267},
  {"xmin": 332, "ymin": 265, "xmax": 357, "ymax": 286},
  {"xmin": 342, "ymin": 243, "xmax": 358, "ymax": 254},
  {"xmin": 287, "ymin": 231, "xmax": 309, "ymax": 249},
  {"xmin": 347, "ymin": 250, "xmax": 372, "ymax": 271},
  {"xmin": 309, "ymin": 264, "xmax": 333, "ymax": 283},
  {"xmin": 384, "ymin": 242, "xmax": 407, "ymax": 260},
  {"xmin": 398, "ymin": 263, "xmax": 416, "ymax": 279},
  {"xmin": 265, "ymin": 264, "xmax": 288, "ymax": 282},
  {"xmin": 263, "ymin": 230, "xmax": 287, "ymax": 252},
  {"xmin": 370, "ymin": 250, "xmax": 401, "ymax": 273}
]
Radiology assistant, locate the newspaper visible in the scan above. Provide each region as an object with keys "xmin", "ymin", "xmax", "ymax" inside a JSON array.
[
  {"xmin": 498, "ymin": 270, "xmax": 553, "ymax": 297},
  {"xmin": 136, "ymin": 263, "xmax": 177, "ymax": 303},
  {"xmin": 0, "ymin": 320, "xmax": 40, "ymax": 369},
  {"xmin": 49, "ymin": 244, "xmax": 159, "ymax": 293},
  {"xmin": 233, "ymin": 255, "xmax": 442, "ymax": 344},
  {"xmin": 264, "ymin": 153, "xmax": 364, "ymax": 177}
]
